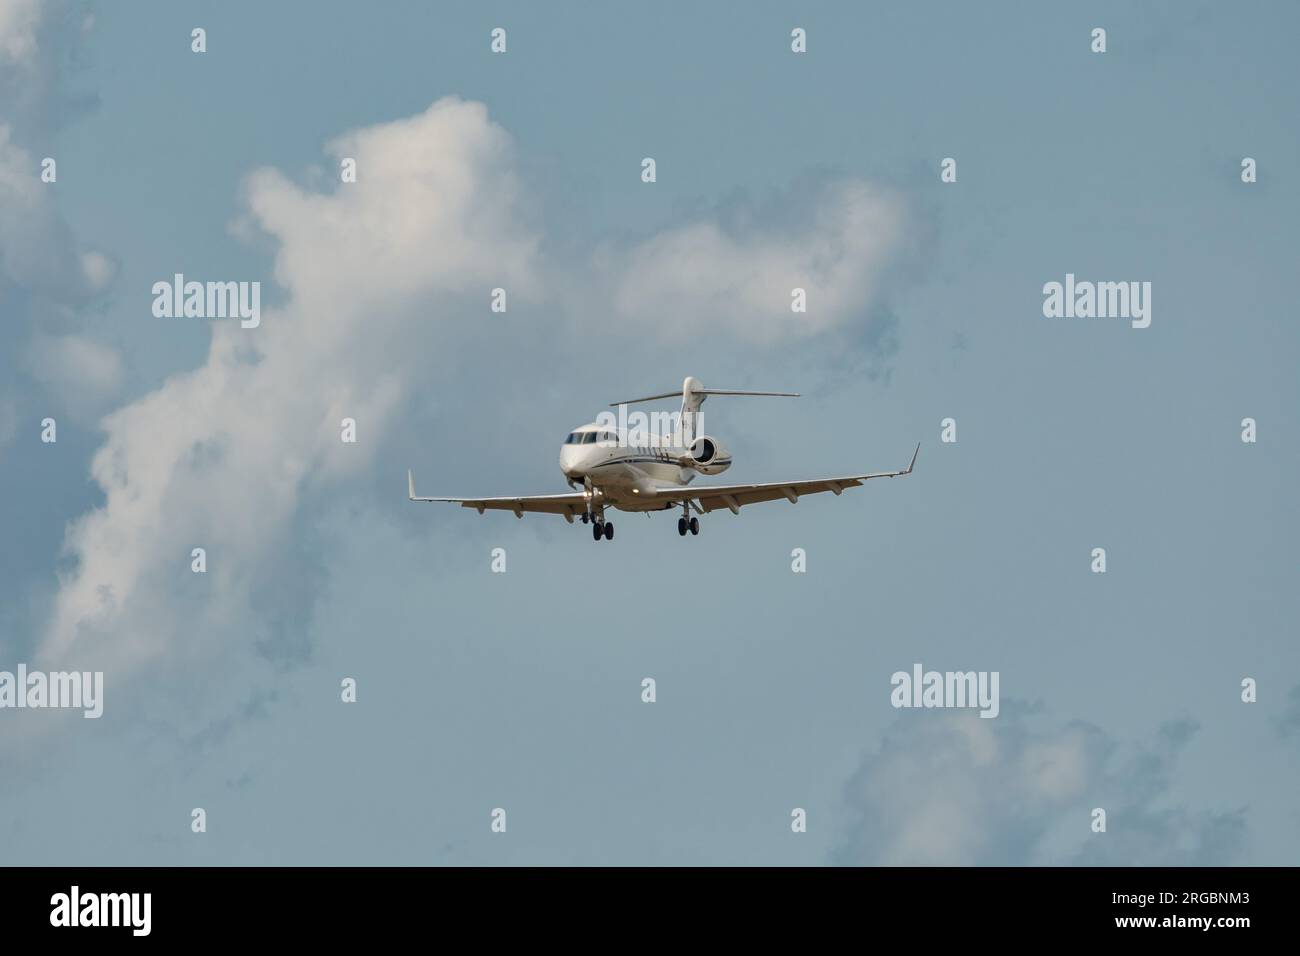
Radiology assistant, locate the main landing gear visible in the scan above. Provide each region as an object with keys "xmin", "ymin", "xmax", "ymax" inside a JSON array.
[
  {"xmin": 677, "ymin": 503, "xmax": 699, "ymax": 537},
  {"xmin": 591, "ymin": 517, "xmax": 613, "ymax": 541}
]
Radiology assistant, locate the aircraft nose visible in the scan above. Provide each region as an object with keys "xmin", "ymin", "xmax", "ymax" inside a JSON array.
[{"xmin": 559, "ymin": 446, "xmax": 582, "ymax": 479}]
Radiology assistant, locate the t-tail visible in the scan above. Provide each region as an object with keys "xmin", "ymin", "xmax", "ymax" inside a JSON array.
[{"xmin": 610, "ymin": 376, "xmax": 798, "ymax": 445}]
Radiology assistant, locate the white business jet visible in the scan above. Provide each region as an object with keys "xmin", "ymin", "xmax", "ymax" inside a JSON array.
[{"xmin": 408, "ymin": 376, "xmax": 918, "ymax": 542}]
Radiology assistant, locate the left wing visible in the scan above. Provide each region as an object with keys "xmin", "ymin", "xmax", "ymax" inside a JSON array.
[
  {"xmin": 649, "ymin": 444, "xmax": 919, "ymax": 515},
  {"xmin": 408, "ymin": 470, "xmax": 588, "ymax": 521}
]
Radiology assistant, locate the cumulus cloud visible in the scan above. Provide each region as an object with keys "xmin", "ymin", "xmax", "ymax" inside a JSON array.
[
  {"xmin": 835, "ymin": 708, "xmax": 1245, "ymax": 866},
  {"xmin": 79, "ymin": 248, "xmax": 115, "ymax": 290},
  {"xmin": 0, "ymin": 0, "xmax": 128, "ymax": 737},
  {"xmin": 26, "ymin": 332, "xmax": 124, "ymax": 418},
  {"xmin": 0, "ymin": 0, "xmax": 41, "ymax": 66},
  {"xmin": 0, "ymin": 3, "xmax": 119, "ymax": 383},
  {"xmin": 0, "ymin": 3, "xmax": 122, "ymax": 503},
  {"xmin": 0, "ymin": 121, "xmax": 67, "ymax": 290},
  {"xmin": 41, "ymin": 97, "xmax": 542, "ymax": 675},
  {"xmin": 595, "ymin": 180, "xmax": 907, "ymax": 345}
]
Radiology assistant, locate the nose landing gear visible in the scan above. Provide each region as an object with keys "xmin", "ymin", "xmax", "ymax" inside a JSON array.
[{"xmin": 582, "ymin": 479, "xmax": 611, "ymax": 540}]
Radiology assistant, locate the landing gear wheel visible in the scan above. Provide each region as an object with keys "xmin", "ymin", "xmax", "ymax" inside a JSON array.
[
  {"xmin": 689, "ymin": 517, "xmax": 699, "ymax": 535},
  {"xmin": 581, "ymin": 512, "xmax": 589, "ymax": 524},
  {"xmin": 678, "ymin": 517, "xmax": 687, "ymax": 536},
  {"xmin": 592, "ymin": 521, "xmax": 603, "ymax": 541},
  {"xmin": 604, "ymin": 522, "xmax": 614, "ymax": 540}
]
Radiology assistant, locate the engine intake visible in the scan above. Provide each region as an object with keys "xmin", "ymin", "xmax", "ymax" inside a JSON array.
[{"xmin": 687, "ymin": 436, "xmax": 731, "ymax": 475}]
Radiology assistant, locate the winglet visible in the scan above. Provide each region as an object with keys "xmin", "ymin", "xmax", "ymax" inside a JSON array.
[
  {"xmin": 407, "ymin": 468, "xmax": 416, "ymax": 501},
  {"xmin": 905, "ymin": 443, "xmax": 920, "ymax": 475}
]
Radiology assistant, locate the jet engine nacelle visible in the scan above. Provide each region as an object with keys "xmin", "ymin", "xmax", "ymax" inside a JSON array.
[{"xmin": 687, "ymin": 435, "xmax": 731, "ymax": 475}]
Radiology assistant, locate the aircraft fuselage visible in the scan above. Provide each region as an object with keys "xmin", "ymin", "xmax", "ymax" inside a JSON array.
[{"xmin": 559, "ymin": 425, "xmax": 718, "ymax": 511}]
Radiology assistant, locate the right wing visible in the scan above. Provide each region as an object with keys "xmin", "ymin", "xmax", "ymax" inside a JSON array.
[
  {"xmin": 407, "ymin": 470, "xmax": 587, "ymax": 521},
  {"xmin": 647, "ymin": 444, "xmax": 919, "ymax": 515}
]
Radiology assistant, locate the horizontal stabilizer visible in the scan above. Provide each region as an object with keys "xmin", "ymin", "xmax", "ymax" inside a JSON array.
[{"xmin": 611, "ymin": 382, "xmax": 799, "ymax": 407}]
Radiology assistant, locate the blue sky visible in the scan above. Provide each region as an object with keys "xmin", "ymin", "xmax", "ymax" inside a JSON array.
[{"xmin": 1, "ymin": 0, "xmax": 1297, "ymax": 865}]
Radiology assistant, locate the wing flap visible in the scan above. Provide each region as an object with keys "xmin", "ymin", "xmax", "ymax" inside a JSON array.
[{"xmin": 425, "ymin": 495, "xmax": 586, "ymax": 520}]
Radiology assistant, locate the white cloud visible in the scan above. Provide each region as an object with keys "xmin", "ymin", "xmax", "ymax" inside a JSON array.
[
  {"xmin": 0, "ymin": 0, "xmax": 41, "ymax": 66},
  {"xmin": 835, "ymin": 710, "xmax": 1244, "ymax": 865},
  {"xmin": 42, "ymin": 97, "xmax": 542, "ymax": 673},
  {"xmin": 836, "ymin": 711, "xmax": 1106, "ymax": 865},
  {"xmin": 0, "ymin": 121, "xmax": 110, "ymax": 300},
  {"xmin": 0, "ymin": 121, "xmax": 42, "ymax": 250},
  {"xmin": 80, "ymin": 249, "xmax": 115, "ymax": 290},
  {"xmin": 26, "ymin": 333, "xmax": 125, "ymax": 418},
  {"xmin": 597, "ymin": 180, "xmax": 906, "ymax": 344}
]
